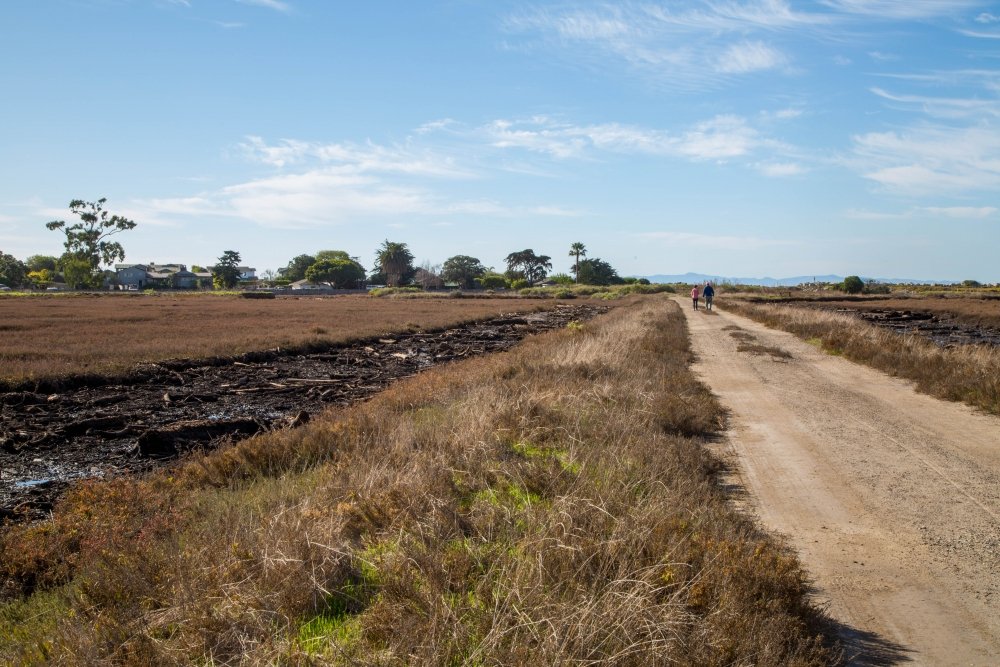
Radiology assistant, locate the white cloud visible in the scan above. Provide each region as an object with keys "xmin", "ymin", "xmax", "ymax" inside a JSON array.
[
  {"xmin": 758, "ymin": 107, "xmax": 805, "ymax": 123},
  {"xmin": 635, "ymin": 231, "xmax": 799, "ymax": 250},
  {"xmin": 676, "ymin": 115, "xmax": 762, "ymax": 159},
  {"xmin": 869, "ymin": 86, "xmax": 1000, "ymax": 119},
  {"xmin": 756, "ymin": 161, "xmax": 806, "ymax": 176},
  {"xmin": 479, "ymin": 115, "xmax": 766, "ymax": 162},
  {"xmin": 921, "ymin": 206, "xmax": 997, "ymax": 219},
  {"xmin": 235, "ymin": 0, "xmax": 291, "ymax": 12},
  {"xmin": 819, "ymin": 1, "xmax": 981, "ymax": 19},
  {"xmin": 850, "ymin": 123, "xmax": 1000, "ymax": 195},
  {"xmin": 976, "ymin": 12, "xmax": 1000, "ymax": 23},
  {"xmin": 846, "ymin": 205, "xmax": 997, "ymax": 220},
  {"xmin": 504, "ymin": 2, "xmax": 824, "ymax": 91},
  {"xmin": 238, "ymin": 136, "xmax": 473, "ymax": 178},
  {"xmin": 716, "ymin": 41, "xmax": 788, "ymax": 73},
  {"xmin": 868, "ymin": 51, "xmax": 899, "ymax": 62},
  {"xmin": 958, "ymin": 28, "xmax": 1000, "ymax": 39}
]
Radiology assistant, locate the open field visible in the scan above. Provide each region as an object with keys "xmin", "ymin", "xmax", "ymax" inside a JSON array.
[
  {"xmin": 0, "ymin": 297, "xmax": 833, "ymax": 665},
  {"xmin": 0, "ymin": 294, "xmax": 566, "ymax": 386}
]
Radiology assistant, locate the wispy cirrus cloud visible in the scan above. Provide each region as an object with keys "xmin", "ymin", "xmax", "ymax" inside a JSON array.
[
  {"xmin": 235, "ymin": 0, "xmax": 291, "ymax": 12},
  {"xmin": 716, "ymin": 41, "xmax": 789, "ymax": 73},
  {"xmin": 849, "ymin": 123, "xmax": 1000, "ymax": 195},
  {"xmin": 755, "ymin": 161, "xmax": 806, "ymax": 177},
  {"xmin": 635, "ymin": 230, "xmax": 800, "ymax": 250},
  {"xmin": 477, "ymin": 115, "xmax": 774, "ymax": 162},
  {"xmin": 869, "ymin": 86, "xmax": 1000, "ymax": 119},
  {"xmin": 237, "ymin": 136, "xmax": 473, "ymax": 178},
  {"xmin": 847, "ymin": 205, "xmax": 997, "ymax": 220},
  {"xmin": 922, "ymin": 205, "xmax": 997, "ymax": 218},
  {"xmin": 503, "ymin": 2, "xmax": 823, "ymax": 91},
  {"xmin": 819, "ymin": 0, "xmax": 981, "ymax": 19}
]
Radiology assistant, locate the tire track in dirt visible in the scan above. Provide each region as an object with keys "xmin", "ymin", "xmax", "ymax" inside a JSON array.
[{"xmin": 680, "ymin": 298, "xmax": 1000, "ymax": 666}]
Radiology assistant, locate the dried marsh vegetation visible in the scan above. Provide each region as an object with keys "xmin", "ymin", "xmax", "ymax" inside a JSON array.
[
  {"xmin": 0, "ymin": 294, "xmax": 552, "ymax": 384},
  {"xmin": 0, "ymin": 298, "xmax": 833, "ymax": 665},
  {"xmin": 724, "ymin": 299, "xmax": 1000, "ymax": 415}
]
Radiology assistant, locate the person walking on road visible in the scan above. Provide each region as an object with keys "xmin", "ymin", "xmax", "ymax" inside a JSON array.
[
  {"xmin": 691, "ymin": 285, "xmax": 700, "ymax": 310},
  {"xmin": 703, "ymin": 282, "xmax": 715, "ymax": 311}
]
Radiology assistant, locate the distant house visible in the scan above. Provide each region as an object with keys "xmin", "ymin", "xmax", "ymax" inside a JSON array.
[
  {"xmin": 116, "ymin": 264, "xmax": 151, "ymax": 289},
  {"xmin": 205, "ymin": 266, "xmax": 257, "ymax": 282},
  {"xmin": 115, "ymin": 263, "xmax": 213, "ymax": 290}
]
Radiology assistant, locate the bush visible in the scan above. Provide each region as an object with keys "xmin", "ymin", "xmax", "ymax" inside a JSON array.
[
  {"xmin": 510, "ymin": 279, "xmax": 529, "ymax": 290},
  {"xmin": 842, "ymin": 276, "xmax": 864, "ymax": 294}
]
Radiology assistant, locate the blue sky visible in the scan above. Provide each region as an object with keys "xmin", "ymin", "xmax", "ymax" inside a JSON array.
[{"xmin": 2, "ymin": 0, "xmax": 999, "ymax": 281}]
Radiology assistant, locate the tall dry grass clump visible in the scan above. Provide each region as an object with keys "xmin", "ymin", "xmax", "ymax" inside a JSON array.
[
  {"xmin": 724, "ymin": 299, "xmax": 1000, "ymax": 415},
  {"xmin": 0, "ymin": 298, "xmax": 833, "ymax": 665}
]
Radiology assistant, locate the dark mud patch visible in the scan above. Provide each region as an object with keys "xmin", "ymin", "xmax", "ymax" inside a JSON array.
[
  {"xmin": 1, "ymin": 304, "xmax": 604, "ymax": 521},
  {"xmin": 833, "ymin": 308, "xmax": 1000, "ymax": 348}
]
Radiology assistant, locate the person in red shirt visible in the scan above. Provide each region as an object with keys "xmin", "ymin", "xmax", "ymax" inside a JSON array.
[{"xmin": 690, "ymin": 285, "xmax": 700, "ymax": 310}]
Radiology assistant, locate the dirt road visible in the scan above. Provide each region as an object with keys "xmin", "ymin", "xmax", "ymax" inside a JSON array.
[{"xmin": 681, "ymin": 299, "xmax": 1000, "ymax": 665}]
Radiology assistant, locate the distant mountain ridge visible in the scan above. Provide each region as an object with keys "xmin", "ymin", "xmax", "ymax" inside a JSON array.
[{"xmin": 641, "ymin": 272, "xmax": 950, "ymax": 287}]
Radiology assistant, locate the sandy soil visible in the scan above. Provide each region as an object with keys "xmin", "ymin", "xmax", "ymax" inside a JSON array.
[{"xmin": 681, "ymin": 299, "xmax": 1000, "ymax": 666}]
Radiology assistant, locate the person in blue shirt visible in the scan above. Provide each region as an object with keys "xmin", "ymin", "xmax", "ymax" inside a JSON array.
[{"xmin": 703, "ymin": 282, "xmax": 715, "ymax": 311}]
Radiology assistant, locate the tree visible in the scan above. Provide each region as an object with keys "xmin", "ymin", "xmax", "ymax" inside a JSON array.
[
  {"xmin": 577, "ymin": 257, "xmax": 622, "ymax": 286},
  {"xmin": 213, "ymin": 250, "xmax": 243, "ymax": 289},
  {"xmin": 842, "ymin": 275, "xmax": 864, "ymax": 294},
  {"xmin": 504, "ymin": 249, "xmax": 552, "ymax": 286},
  {"xmin": 305, "ymin": 256, "xmax": 366, "ymax": 288},
  {"xmin": 60, "ymin": 253, "xmax": 101, "ymax": 289},
  {"xmin": 375, "ymin": 240, "xmax": 415, "ymax": 287},
  {"xmin": 441, "ymin": 255, "xmax": 487, "ymax": 289},
  {"xmin": 25, "ymin": 255, "xmax": 58, "ymax": 273},
  {"xmin": 548, "ymin": 273, "xmax": 575, "ymax": 285},
  {"xmin": 0, "ymin": 251, "xmax": 27, "ymax": 287},
  {"xmin": 568, "ymin": 242, "xmax": 587, "ymax": 283},
  {"xmin": 46, "ymin": 198, "xmax": 137, "ymax": 273},
  {"xmin": 28, "ymin": 269, "xmax": 55, "ymax": 288},
  {"xmin": 279, "ymin": 254, "xmax": 316, "ymax": 282},
  {"xmin": 315, "ymin": 250, "xmax": 357, "ymax": 263},
  {"xmin": 476, "ymin": 272, "xmax": 508, "ymax": 290}
]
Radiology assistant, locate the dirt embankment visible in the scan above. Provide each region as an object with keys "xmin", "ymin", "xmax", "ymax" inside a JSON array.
[{"xmin": 1, "ymin": 304, "xmax": 604, "ymax": 521}]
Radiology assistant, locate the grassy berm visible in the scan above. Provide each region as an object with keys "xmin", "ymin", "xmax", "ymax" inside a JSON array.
[{"xmin": 0, "ymin": 298, "xmax": 833, "ymax": 665}]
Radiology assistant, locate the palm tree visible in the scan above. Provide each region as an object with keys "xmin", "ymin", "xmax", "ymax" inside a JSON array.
[
  {"xmin": 375, "ymin": 240, "xmax": 414, "ymax": 287},
  {"xmin": 569, "ymin": 242, "xmax": 587, "ymax": 283}
]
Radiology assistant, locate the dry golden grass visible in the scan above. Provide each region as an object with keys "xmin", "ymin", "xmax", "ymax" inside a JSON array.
[
  {"xmin": 0, "ymin": 297, "xmax": 834, "ymax": 665},
  {"xmin": 812, "ymin": 296, "xmax": 1000, "ymax": 330},
  {"xmin": 0, "ymin": 294, "xmax": 557, "ymax": 385},
  {"xmin": 723, "ymin": 299, "xmax": 1000, "ymax": 415},
  {"xmin": 755, "ymin": 295, "xmax": 1000, "ymax": 331}
]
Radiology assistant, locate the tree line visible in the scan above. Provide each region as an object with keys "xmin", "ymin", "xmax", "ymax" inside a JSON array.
[
  {"xmin": 275, "ymin": 241, "xmax": 631, "ymax": 290},
  {"xmin": 0, "ymin": 198, "xmax": 634, "ymax": 290}
]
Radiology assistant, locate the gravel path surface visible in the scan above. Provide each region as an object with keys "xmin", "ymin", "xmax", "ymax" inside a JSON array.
[{"xmin": 682, "ymin": 299, "xmax": 1000, "ymax": 666}]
